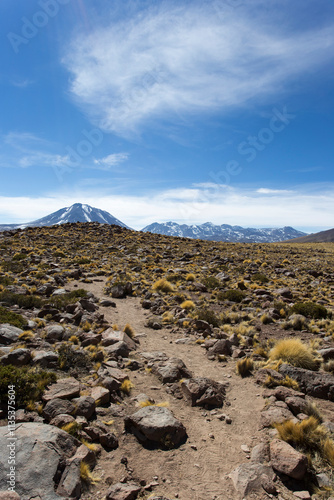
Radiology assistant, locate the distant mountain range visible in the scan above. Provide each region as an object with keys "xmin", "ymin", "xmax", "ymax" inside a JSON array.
[
  {"xmin": 287, "ymin": 227, "xmax": 334, "ymax": 243},
  {"xmin": 142, "ymin": 221, "xmax": 307, "ymax": 243},
  {"xmin": 0, "ymin": 203, "xmax": 129, "ymax": 231},
  {"xmin": 0, "ymin": 203, "xmax": 311, "ymax": 243}
]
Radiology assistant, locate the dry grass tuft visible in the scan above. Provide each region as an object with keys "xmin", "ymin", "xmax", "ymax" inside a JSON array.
[
  {"xmin": 152, "ymin": 278, "xmax": 175, "ymax": 293},
  {"xmin": 236, "ymin": 357, "xmax": 254, "ymax": 378},
  {"xmin": 123, "ymin": 323, "xmax": 135, "ymax": 338},
  {"xmin": 120, "ymin": 379, "xmax": 134, "ymax": 395},
  {"xmin": 269, "ymin": 338, "xmax": 319, "ymax": 370},
  {"xmin": 80, "ymin": 462, "xmax": 100, "ymax": 484},
  {"xmin": 274, "ymin": 416, "xmax": 334, "ymax": 467},
  {"xmin": 180, "ymin": 300, "xmax": 195, "ymax": 310}
]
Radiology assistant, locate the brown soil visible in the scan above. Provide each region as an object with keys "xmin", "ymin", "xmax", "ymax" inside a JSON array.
[{"xmin": 68, "ymin": 280, "xmax": 272, "ymax": 500}]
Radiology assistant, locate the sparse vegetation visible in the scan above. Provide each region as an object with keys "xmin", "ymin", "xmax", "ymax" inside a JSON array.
[
  {"xmin": 236, "ymin": 357, "xmax": 254, "ymax": 377},
  {"xmin": 269, "ymin": 338, "xmax": 320, "ymax": 370}
]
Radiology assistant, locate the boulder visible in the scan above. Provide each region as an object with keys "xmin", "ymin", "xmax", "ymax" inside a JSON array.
[
  {"xmin": 207, "ymin": 339, "xmax": 232, "ymax": 357},
  {"xmin": 106, "ymin": 482, "xmax": 141, "ymax": 500},
  {"xmin": 43, "ymin": 377, "xmax": 80, "ymax": 402},
  {"xmin": 32, "ymin": 350, "xmax": 59, "ymax": 368},
  {"xmin": 285, "ymin": 396, "xmax": 309, "ymax": 416},
  {"xmin": 124, "ymin": 406, "xmax": 186, "ymax": 448},
  {"xmin": 279, "ymin": 364, "xmax": 334, "ymax": 401},
  {"xmin": 72, "ymin": 396, "xmax": 95, "ymax": 419},
  {"xmin": 91, "ymin": 386, "xmax": 110, "ymax": 406},
  {"xmin": 56, "ymin": 457, "xmax": 81, "ymax": 499},
  {"xmin": 110, "ymin": 282, "xmax": 132, "ymax": 298},
  {"xmin": 45, "ymin": 325, "xmax": 65, "ymax": 342},
  {"xmin": 0, "ymin": 324, "xmax": 23, "ymax": 344},
  {"xmin": 260, "ymin": 404, "xmax": 294, "ymax": 428},
  {"xmin": 251, "ymin": 443, "xmax": 271, "ymax": 464},
  {"xmin": 43, "ymin": 398, "xmax": 75, "ymax": 421},
  {"xmin": 181, "ymin": 377, "xmax": 226, "ymax": 408},
  {"xmin": 270, "ymin": 438, "xmax": 308, "ymax": 479},
  {"xmin": 318, "ymin": 348, "xmax": 334, "ymax": 361},
  {"xmin": 0, "ymin": 348, "xmax": 31, "ymax": 366},
  {"xmin": 229, "ymin": 462, "xmax": 276, "ymax": 497},
  {"xmin": 104, "ymin": 341, "xmax": 130, "ymax": 359},
  {"xmin": 151, "ymin": 357, "xmax": 192, "ymax": 383},
  {"xmin": 102, "ymin": 329, "xmax": 137, "ymax": 350},
  {"xmin": 0, "ymin": 422, "xmax": 80, "ymax": 500}
]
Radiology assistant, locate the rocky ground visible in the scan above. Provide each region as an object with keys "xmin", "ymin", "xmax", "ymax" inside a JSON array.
[{"xmin": 0, "ymin": 222, "xmax": 334, "ymax": 500}]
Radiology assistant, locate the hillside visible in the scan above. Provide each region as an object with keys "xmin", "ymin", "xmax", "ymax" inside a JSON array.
[
  {"xmin": 288, "ymin": 227, "xmax": 334, "ymax": 243},
  {"xmin": 0, "ymin": 223, "xmax": 334, "ymax": 500}
]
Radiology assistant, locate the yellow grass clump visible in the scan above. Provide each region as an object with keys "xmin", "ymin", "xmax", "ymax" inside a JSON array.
[
  {"xmin": 152, "ymin": 279, "xmax": 174, "ymax": 293},
  {"xmin": 180, "ymin": 300, "xmax": 195, "ymax": 310},
  {"xmin": 269, "ymin": 338, "xmax": 319, "ymax": 370},
  {"xmin": 123, "ymin": 323, "xmax": 135, "ymax": 338},
  {"xmin": 120, "ymin": 379, "xmax": 134, "ymax": 395},
  {"xmin": 236, "ymin": 357, "xmax": 254, "ymax": 378}
]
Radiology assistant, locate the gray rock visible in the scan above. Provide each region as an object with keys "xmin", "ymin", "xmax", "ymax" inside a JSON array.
[
  {"xmin": 318, "ymin": 348, "xmax": 334, "ymax": 361},
  {"xmin": 279, "ymin": 363, "xmax": 334, "ymax": 401},
  {"xmin": 90, "ymin": 386, "xmax": 110, "ymax": 406},
  {"xmin": 32, "ymin": 350, "xmax": 59, "ymax": 368},
  {"xmin": 229, "ymin": 462, "xmax": 276, "ymax": 497},
  {"xmin": 181, "ymin": 377, "xmax": 226, "ymax": 408},
  {"xmin": 56, "ymin": 457, "xmax": 81, "ymax": 499},
  {"xmin": 124, "ymin": 406, "xmax": 186, "ymax": 448},
  {"xmin": 270, "ymin": 438, "xmax": 308, "ymax": 479},
  {"xmin": 262, "ymin": 386, "xmax": 305, "ymax": 401},
  {"xmin": 45, "ymin": 324, "xmax": 65, "ymax": 342},
  {"xmin": 43, "ymin": 398, "xmax": 75, "ymax": 421},
  {"xmin": 50, "ymin": 414, "xmax": 76, "ymax": 428},
  {"xmin": 251, "ymin": 443, "xmax": 271, "ymax": 464},
  {"xmin": 79, "ymin": 298, "xmax": 98, "ymax": 312},
  {"xmin": 260, "ymin": 404, "xmax": 294, "ymax": 428},
  {"xmin": 0, "ymin": 348, "xmax": 31, "ymax": 366},
  {"xmin": 43, "ymin": 377, "xmax": 80, "ymax": 402},
  {"xmin": 285, "ymin": 396, "xmax": 309, "ymax": 416},
  {"xmin": 110, "ymin": 282, "xmax": 132, "ymax": 299},
  {"xmin": 106, "ymin": 482, "xmax": 141, "ymax": 500},
  {"xmin": 85, "ymin": 421, "xmax": 118, "ymax": 450},
  {"xmin": 0, "ymin": 422, "xmax": 79, "ymax": 500},
  {"xmin": 151, "ymin": 357, "xmax": 192, "ymax": 383},
  {"xmin": 0, "ymin": 324, "xmax": 23, "ymax": 344},
  {"xmin": 72, "ymin": 396, "xmax": 95, "ymax": 419},
  {"xmin": 104, "ymin": 341, "xmax": 130, "ymax": 358},
  {"xmin": 0, "ymin": 492, "xmax": 21, "ymax": 500},
  {"xmin": 102, "ymin": 329, "xmax": 137, "ymax": 350},
  {"xmin": 207, "ymin": 339, "xmax": 232, "ymax": 357}
]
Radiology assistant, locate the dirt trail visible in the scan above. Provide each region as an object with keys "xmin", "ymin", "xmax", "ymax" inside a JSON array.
[{"xmin": 68, "ymin": 280, "xmax": 268, "ymax": 500}]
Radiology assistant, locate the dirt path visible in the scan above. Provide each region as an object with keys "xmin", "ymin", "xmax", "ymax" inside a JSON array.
[{"xmin": 68, "ymin": 280, "xmax": 268, "ymax": 500}]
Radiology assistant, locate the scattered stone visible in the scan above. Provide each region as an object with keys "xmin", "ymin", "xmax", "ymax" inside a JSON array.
[
  {"xmin": 105, "ymin": 482, "xmax": 141, "ymax": 500},
  {"xmin": 91, "ymin": 386, "xmax": 110, "ymax": 406},
  {"xmin": 270, "ymin": 439, "xmax": 308, "ymax": 480},
  {"xmin": 45, "ymin": 324, "xmax": 65, "ymax": 342},
  {"xmin": 251, "ymin": 443, "xmax": 270, "ymax": 464},
  {"xmin": 293, "ymin": 491, "xmax": 311, "ymax": 500},
  {"xmin": 57, "ymin": 457, "xmax": 81, "ymax": 499},
  {"xmin": 260, "ymin": 404, "xmax": 294, "ymax": 428},
  {"xmin": 151, "ymin": 357, "xmax": 192, "ymax": 383},
  {"xmin": 124, "ymin": 406, "xmax": 186, "ymax": 449},
  {"xmin": 102, "ymin": 329, "xmax": 137, "ymax": 350},
  {"xmin": 72, "ymin": 396, "xmax": 96, "ymax": 419},
  {"xmin": 43, "ymin": 377, "xmax": 80, "ymax": 402},
  {"xmin": 0, "ymin": 348, "xmax": 31, "ymax": 366},
  {"xmin": 181, "ymin": 377, "xmax": 226, "ymax": 408},
  {"xmin": 229, "ymin": 463, "xmax": 276, "ymax": 497},
  {"xmin": 32, "ymin": 350, "xmax": 59, "ymax": 368},
  {"xmin": 43, "ymin": 398, "xmax": 75, "ymax": 421},
  {"xmin": 279, "ymin": 364, "xmax": 334, "ymax": 401},
  {"xmin": 0, "ymin": 324, "xmax": 23, "ymax": 344}
]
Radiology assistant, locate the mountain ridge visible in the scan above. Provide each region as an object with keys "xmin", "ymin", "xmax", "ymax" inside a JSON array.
[{"xmin": 141, "ymin": 221, "xmax": 307, "ymax": 243}]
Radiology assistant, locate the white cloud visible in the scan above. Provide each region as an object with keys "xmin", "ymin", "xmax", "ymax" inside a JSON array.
[
  {"xmin": 62, "ymin": 3, "xmax": 334, "ymax": 135},
  {"xmin": 0, "ymin": 184, "xmax": 333, "ymax": 231},
  {"xmin": 93, "ymin": 153, "xmax": 129, "ymax": 170}
]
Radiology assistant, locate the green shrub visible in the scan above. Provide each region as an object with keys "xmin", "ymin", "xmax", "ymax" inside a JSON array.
[
  {"xmin": 0, "ymin": 365, "xmax": 56, "ymax": 410},
  {"xmin": 220, "ymin": 289, "xmax": 245, "ymax": 303},
  {"xmin": 0, "ymin": 291, "xmax": 43, "ymax": 309},
  {"xmin": 0, "ymin": 276, "xmax": 13, "ymax": 286},
  {"xmin": 58, "ymin": 344, "xmax": 92, "ymax": 371},
  {"xmin": 47, "ymin": 289, "xmax": 88, "ymax": 310},
  {"xmin": 203, "ymin": 276, "xmax": 221, "ymax": 290},
  {"xmin": 0, "ymin": 306, "xmax": 27, "ymax": 328},
  {"xmin": 290, "ymin": 302, "xmax": 328, "ymax": 319},
  {"xmin": 196, "ymin": 308, "xmax": 220, "ymax": 327},
  {"xmin": 251, "ymin": 273, "xmax": 269, "ymax": 284}
]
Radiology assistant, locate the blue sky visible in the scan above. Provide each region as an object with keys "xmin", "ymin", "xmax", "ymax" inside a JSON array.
[{"xmin": 1, "ymin": 0, "xmax": 334, "ymax": 231}]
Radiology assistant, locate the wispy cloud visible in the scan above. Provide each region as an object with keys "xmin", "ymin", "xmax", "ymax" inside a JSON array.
[
  {"xmin": 11, "ymin": 79, "xmax": 34, "ymax": 88},
  {"xmin": 62, "ymin": 2, "xmax": 334, "ymax": 135},
  {"xmin": 93, "ymin": 153, "xmax": 129, "ymax": 170},
  {"xmin": 0, "ymin": 183, "xmax": 333, "ymax": 231}
]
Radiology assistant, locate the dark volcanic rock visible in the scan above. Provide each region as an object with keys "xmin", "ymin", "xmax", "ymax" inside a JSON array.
[
  {"xmin": 279, "ymin": 364, "xmax": 334, "ymax": 401},
  {"xmin": 124, "ymin": 406, "xmax": 186, "ymax": 449}
]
